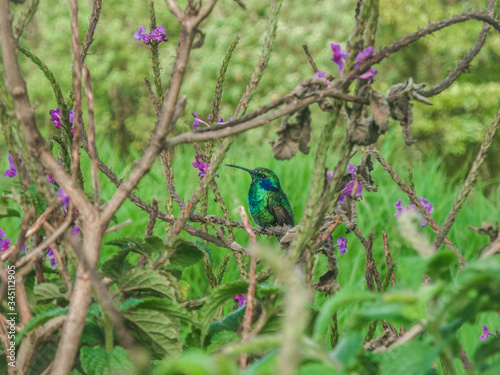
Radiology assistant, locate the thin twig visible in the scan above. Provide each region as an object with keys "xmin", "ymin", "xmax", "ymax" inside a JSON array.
[
  {"xmin": 433, "ymin": 109, "xmax": 500, "ymax": 248},
  {"xmin": 105, "ymin": 219, "xmax": 133, "ymax": 234},
  {"xmin": 302, "ymin": 44, "xmax": 319, "ymax": 73},
  {"xmin": 370, "ymin": 147, "xmax": 467, "ymax": 266},
  {"xmin": 238, "ymin": 206, "xmax": 258, "ymax": 370},
  {"xmin": 50, "ymin": 243, "xmax": 73, "ymax": 299},
  {"xmin": 382, "ymin": 231, "xmax": 396, "ymax": 287},
  {"xmin": 81, "ymin": 0, "xmax": 103, "ymax": 63}
]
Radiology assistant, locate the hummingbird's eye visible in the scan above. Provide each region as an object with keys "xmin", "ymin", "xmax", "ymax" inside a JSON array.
[{"xmin": 259, "ymin": 173, "xmax": 267, "ymax": 179}]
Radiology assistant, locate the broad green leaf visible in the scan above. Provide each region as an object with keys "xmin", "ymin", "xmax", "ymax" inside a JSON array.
[
  {"xmin": 208, "ymin": 305, "xmax": 246, "ymax": 337},
  {"xmin": 200, "ymin": 281, "xmax": 249, "ymax": 334},
  {"xmin": 329, "ymin": 331, "xmax": 364, "ymax": 366},
  {"xmin": 377, "ymin": 339, "xmax": 441, "ymax": 375},
  {"xmin": 257, "ymin": 284, "xmax": 283, "ymax": 297},
  {"xmin": 16, "ymin": 308, "xmax": 68, "ymax": 343},
  {"xmin": 153, "ymin": 350, "xmax": 238, "ymax": 375},
  {"xmin": 106, "ymin": 237, "xmax": 158, "ymax": 258},
  {"xmin": 425, "ymin": 249, "xmax": 457, "ymax": 281},
  {"xmin": 121, "ymin": 297, "xmax": 199, "ymax": 327},
  {"xmin": 313, "ymin": 288, "xmax": 374, "ymax": 342},
  {"xmin": 34, "ymin": 282, "xmax": 66, "ymax": 303},
  {"xmin": 169, "ymin": 239, "xmax": 207, "ymax": 267},
  {"xmin": 474, "ymin": 336, "xmax": 500, "ymax": 365},
  {"xmin": 0, "ymin": 197, "xmax": 7, "ymax": 216},
  {"xmin": 207, "ymin": 331, "xmax": 240, "ymax": 354},
  {"xmin": 123, "ymin": 308, "xmax": 181, "ymax": 358},
  {"xmin": 101, "ymin": 248, "xmax": 132, "ymax": 280},
  {"xmin": 244, "ymin": 350, "xmax": 278, "ymax": 375},
  {"xmin": 0, "ymin": 208, "xmax": 20, "ymax": 218},
  {"xmin": 80, "ymin": 346, "xmax": 134, "ymax": 375},
  {"xmin": 117, "ymin": 267, "xmax": 177, "ymax": 300}
]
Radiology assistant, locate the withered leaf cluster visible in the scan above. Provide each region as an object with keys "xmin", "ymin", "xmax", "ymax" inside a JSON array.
[
  {"xmin": 272, "ymin": 106, "xmax": 311, "ymax": 160},
  {"xmin": 386, "ymin": 78, "xmax": 432, "ymax": 146},
  {"xmin": 347, "ymin": 90, "xmax": 390, "ymax": 146}
]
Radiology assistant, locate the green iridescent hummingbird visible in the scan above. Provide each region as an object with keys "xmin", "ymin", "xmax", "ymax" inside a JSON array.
[{"xmin": 226, "ymin": 165, "xmax": 295, "ymax": 228}]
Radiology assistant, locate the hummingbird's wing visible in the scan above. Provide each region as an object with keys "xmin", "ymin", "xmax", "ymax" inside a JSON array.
[{"xmin": 267, "ymin": 193, "xmax": 295, "ymax": 227}]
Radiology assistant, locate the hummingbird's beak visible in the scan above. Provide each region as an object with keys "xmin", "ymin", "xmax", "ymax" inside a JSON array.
[{"xmin": 226, "ymin": 164, "xmax": 253, "ymax": 174}]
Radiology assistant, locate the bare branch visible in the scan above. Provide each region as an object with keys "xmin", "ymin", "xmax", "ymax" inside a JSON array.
[
  {"xmin": 165, "ymin": 0, "xmax": 184, "ymax": 21},
  {"xmin": 81, "ymin": 0, "xmax": 103, "ymax": 63},
  {"xmin": 433, "ymin": 108, "xmax": 500, "ymax": 248},
  {"xmin": 83, "ymin": 65, "xmax": 100, "ymax": 209}
]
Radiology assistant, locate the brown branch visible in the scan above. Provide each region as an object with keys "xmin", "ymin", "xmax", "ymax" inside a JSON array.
[
  {"xmin": 433, "ymin": 109, "xmax": 500, "ymax": 248},
  {"xmin": 83, "ymin": 65, "xmax": 100, "ymax": 209},
  {"xmin": 145, "ymin": 78, "xmax": 160, "ymax": 116},
  {"xmin": 15, "ymin": 276, "xmax": 32, "ymax": 327},
  {"xmin": 370, "ymin": 147, "xmax": 467, "ymax": 266},
  {"xmin": 104, "ymin": 219, "xmax": 133, "ymax": 234},
  {"xmin": 338, "ymin": 10, "xmax": 500, "ymax": 90},
  {"xmin": 160, "ymin": 150, "xmax": 185, "ymax": 209},
  {"xmin": 1, "ymin": 210, "xmax": 32, "ymax": 263},
  {"xmin": 165, "ymin": 0, "xmax": 184, "ymax": 21},
  {"xmin": 238, "ymin": 206, "xmax": 258, "ymax": 370},
  {"xmin": 0, "ymin": 0, "xmax": 95, "ymax": 220},
  {"xmin": 80, "ymin": 0, "xmax": 102, "ymax": 64},
  {"xmin": 382, "ymin": 231, "xmax": 396, "ymax": 287},
  {"xmin": 302, "ymin": 44, "xmax": 319, "ymax": 73},
  {"xmin": 50, "ymin": 243, "xmax": 73, "ymax": 299},
  {"xmin": 420, "ymin": 0, "xmax": 495, "ymax": 97}
]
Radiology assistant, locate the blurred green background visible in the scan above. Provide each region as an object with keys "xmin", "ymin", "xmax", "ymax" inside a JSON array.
[{"xmin": 3, "ymin": 0, "xmax": 500, "ymax": 166}]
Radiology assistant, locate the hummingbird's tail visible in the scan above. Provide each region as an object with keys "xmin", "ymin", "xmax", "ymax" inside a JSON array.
[{"xmin": 226, "ymin": 164, "xmax": 253, "ymax": 174}]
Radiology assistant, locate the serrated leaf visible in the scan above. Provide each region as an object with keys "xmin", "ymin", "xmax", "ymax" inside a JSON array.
[
  {"xmin": 106, "ymin": 237, "xmax": 158, "ymax": 258},
  {"xmin": 101, "ymin": 249, "xmax": 132, "ymax": 280},
  {"xmin": 34, "ymin": 282, "xmax": 66, "ymax": 303},
  {"xmin": 425, "ymin": 249, "xmax": 457, "ymax": 281},
  {"xmin": 117, "ymin": 267, "xmax": 177, "ymax": 301},
  {"xmin": 208, "ymin": 305, "xmax": 246, "ymax": 337},
  {"xmin": 200, "ymin": 281, "xmax": 249, "ymax": 338},
  {"xmin": 121, "ymin": 297, "xmax": 199, "ymax": 327},
  {"xmin": 169, "ymin": 239, "xmax": 206, "ymax": 267},
  {"xmin": 369, "ymin": 90, "xmax": 390, "ymax": 134},
  {"xmin": 16, "ymin": 308, "xmax": 68, "ymax": 343},
  {"xmin": 80, "ymin": 346, "xmax": 134, "ymax": 375},
  {"xmin": 123, "ymin": 309, "xmax": 181, "ymax": 357}
]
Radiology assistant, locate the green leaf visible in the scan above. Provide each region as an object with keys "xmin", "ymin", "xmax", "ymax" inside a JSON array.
[
  {"xmin": 16, "ymin": 308, "xmax": 68, "ymax": 343},
  {"xmin": 80, "ymin": 346, "xmax": 134, "ymax": 375},
  {"xmin": 152, "ymin": 350, "xmax": 238, "ymax": 375},
  {"xmin": 169, "ymin": 239, "xmax": 207, "ymax": 267},
  {"xmin": 377, "ymin": 339, "xmax": 441, "ymax": 375},
  {"xmin": 106, "ymin": 237, "xmax": 158, "ymax": 258},
  {"xmin": 0, "ymin": 208, "xmax": 20, "ymax": 218},
  {"xmin": 123, "ymin": 308, "xmax": 181, "ymax": 357},
  {"xmin": 200, "ymin": 281, "xmax": 249, "ymax": 336},
  {"xmin": 117, "ymin": 267, "xmax": 177, "ymax": 300},
  {"xmin": 206, "ymin": 331, "xmax": 240, "ymax": 354},
  {"xmin": 257, "ymin": 283, "xmax": 282, "ymax": 297},
  {"xmin": 474, "ymin": 335, "xmax": 500, "ymax": 364},
  {"xmin": 208, "ymin": 305, "xmax": 246, "ymax": 337},
  {"xmin": 329, "ymin": 331, "xmax": 364, "ymax": 366},
  {"xmin": 121, "ymin": 297, "xmax": 199, "ymax": 327},
  {"xmin": 101, "ymin": 248, "xmax": 132, "ymax": 280},
  {"xmin": 425, "ymin": 249, "xmax": 457, "ymax": 281},
  {"xmin": 0, "ymin": 197, "xmax": 7, "ymax": 216},
  {"xmin": 34, "ymin": 282, "xmax": 66, "ymax": 303},
  {"xmin": 313, "ymin": 288, "xmax": 374, "ymax": 342}
]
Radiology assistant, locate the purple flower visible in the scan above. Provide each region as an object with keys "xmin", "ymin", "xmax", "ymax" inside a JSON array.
[
  {"xmin": 46, "ymin": 174, "xmax": 55, "ymax": 183},
  {"xmin": 192, "ymin": 155, "xmax": 210, "ymax": 178},
  {"xmin": 191, "ymin": 112, "xmax": 209, "ymax": 130},
  {"xmin": 57, "ymin": 187, "xmax": 70, "ymax": 207},
  {"xmin": 50, "ymin": 108, "xmax": 63, "ymax": 128},
  {"xmin": 0, "ymin": 229, "xmax": 11, "ymax": 252},
  {"xmin": 358, "ymin": 68, "xmax": 378, "ymax": 82},
  {"xmin": 333, "ymin": 237, "xmax": 348, "ymax": 255},
  {"xmin": 394, "ymin": 197, "xmax": 434, "ymax": 227},
  {"xmin": 217, "ymin": 117, "xmax": 233, "ymax": 124},
  {"xmin": 233, "ymin": 295, "xmax": 247, "ymax": 307},
  {"xmin": 4, "ymin": 155, "xmax": 18, "ymax": 178},
  {"xmin": 21, "ymin": 244, "xmax": 26, "ymax": 253},
  {"xmin": 133, "ymin": 25, "xmax": 150, "ymax": 44},
  {"xmin": 480, "ymin": 325, "xmax": 495, "ymax": 341},
  {"xmin": 149, "ymin": 25, "xmax": 168, "ymax": 42},
  {"xmin": 338, "ymin": 163, "xmax": 363, "ymax": 204},
  {"xmin": 46, "ymin": 248, "xmax": 56, "ymax": 269},
  {"xmin": 313, "ymin": 71, "xmax": 333, "ymax": 85},
  {"xmin": 72, "ymin": 225, "xmax": 80, "ymax": 238},
  {"xmin": 354, "ymin": 46, "xmax": 375, "ymax": 68},
  {"xmin": 326, "ymin": 171, "xmax": 334, "ymax": 182},
  {"xmin": 331, "ymin": 43, "xmax": 347, "ymax": 73}
]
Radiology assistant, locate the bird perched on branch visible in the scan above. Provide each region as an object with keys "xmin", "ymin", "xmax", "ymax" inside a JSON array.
[{"xmin": 226, "ymin": 165, "xmax": 295, "ymax": 228}]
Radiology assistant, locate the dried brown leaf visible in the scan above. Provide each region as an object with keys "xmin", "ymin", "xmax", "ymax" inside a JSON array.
[
  {"xmin": 313, "ymin": 247, "xmax": 340, "ymax": 295},
  {"xmin": 369, "ymin": 90, "xmax": 390, "ymax": 134},
  {"xmin": 347, "ymin": 115, "xmax": 380, "ymax": 146},
  {"xmin": 339, "ymin": 195, "xmax": 357, "ymax": 230},
  {"xmin": 272, "ymin": 107, "xmax": 311, "ymax": 160}
]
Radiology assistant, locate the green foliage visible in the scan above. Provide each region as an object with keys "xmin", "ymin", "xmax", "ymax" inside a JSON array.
[
  {"xmin": 117, "ymin": 267, "xmax": 177, "ymax": 300},
  {"xmin": 80, "ymin": 346, "xmax": 134, "ymax": 375},
  {"xmin": 15, "ymin": 307, "xmax": 68, "ymax": 343},
  {"xmin": 168, "ymin": 239, "xmax": 208, "ymax": 267}
]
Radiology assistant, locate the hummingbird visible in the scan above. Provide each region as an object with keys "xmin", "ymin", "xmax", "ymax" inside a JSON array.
[{"xmin": 226, "ymin": 165, "xmax": 295, "ymax": 228}]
